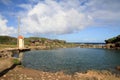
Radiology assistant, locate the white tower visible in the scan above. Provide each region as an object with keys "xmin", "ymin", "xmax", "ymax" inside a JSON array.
[{"xmin": 18, "ymin": 35, "xmax": 24, "ymax": 49}]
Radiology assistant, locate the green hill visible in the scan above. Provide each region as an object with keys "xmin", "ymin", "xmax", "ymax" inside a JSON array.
[
  {"xmin": 0, "ymin": 36, "xmax": 66, "ymax": 45},
  {"xmin": 105, "ymin": 35, "xmax": 120, "ymax": 47},
  {"xmin": 0, "ymin": 36, "xmax": 17, "ymax": 45}
]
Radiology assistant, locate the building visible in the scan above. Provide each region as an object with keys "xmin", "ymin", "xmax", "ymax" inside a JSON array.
[{"xmin": 18, "ymin": 35, "xmax": 24, "ymax": 49}]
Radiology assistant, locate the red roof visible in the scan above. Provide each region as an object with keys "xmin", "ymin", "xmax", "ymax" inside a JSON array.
[{"xmin": 18, "ymin": 35, "xmax": 24, "ymax": 39}]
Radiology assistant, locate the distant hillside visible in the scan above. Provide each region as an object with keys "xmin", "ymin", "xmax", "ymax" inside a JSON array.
[
  {"xmin": 0, "ymin": 36, "xmax": 66, "ymax": 45},
  {"xmin": 24, "ymin": 37, "xmax": 66, "ymax": 46},
  {"xmin": 0, "ymin": 36, "xmax": 79, "ymax": 50},
  {"xmin": 0, "ymin": 36, "xmax": 17, "ymax": 45}
]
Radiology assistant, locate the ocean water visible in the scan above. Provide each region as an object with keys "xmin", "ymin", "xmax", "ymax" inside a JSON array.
[{"xmin": 22, "ymin": 48, "xmax": 120, "ymax": 74}]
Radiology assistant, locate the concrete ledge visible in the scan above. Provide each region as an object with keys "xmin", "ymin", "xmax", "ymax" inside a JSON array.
[{"xmin": 0, "ymin": 48, "xmax": 30, "ymax": 58}]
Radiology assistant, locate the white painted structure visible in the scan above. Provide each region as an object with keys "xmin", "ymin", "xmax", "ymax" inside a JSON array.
[{"xmin": 18, "ymin": 36, "xmax": 24, "ymax": 49}]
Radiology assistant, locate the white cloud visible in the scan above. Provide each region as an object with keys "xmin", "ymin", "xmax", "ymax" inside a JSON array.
[
  {"xmin": 0, "ymin": 15, "xmax": 16, "ymax": 35},
  {"xmin": 85, "ymin": 0, "xmax": 120, "ymax": 12},
  {"xmin": 19, "ymin": 0, "xmax": 120, "ymax": 35},
  {"xmin": 19, "ymin": 4, "xmax": 32, "ymax": 10},
  {"xmin": 20, "ymin": 0, "xmax": 93, "ymax": 35}
]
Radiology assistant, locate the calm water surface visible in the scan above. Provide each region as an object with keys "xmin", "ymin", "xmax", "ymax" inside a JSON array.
[{"xmin": 22, "ymin": 48, "xmax": 120, "ymax": 74}]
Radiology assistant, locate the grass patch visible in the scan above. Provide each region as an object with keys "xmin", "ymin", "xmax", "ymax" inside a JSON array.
[
  {"xmin": 0, "ymin": 44, "xmax": 17, "ymax": 50},
  {"xmin": 13, "ymin": 58, "xmax": 21, "ymax": 65}
]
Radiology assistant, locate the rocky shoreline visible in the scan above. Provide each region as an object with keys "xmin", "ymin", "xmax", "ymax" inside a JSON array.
[
  {"xmin": 0, "ymin": 65, "xmax": 120, "ymax": 80},
  {"xmin": 79, "ymin": 44, "xmax": 120, "ymax": 50},
  {"xmin": 79, "ymin": 44, "xmax": 105, "ymax": 48}
]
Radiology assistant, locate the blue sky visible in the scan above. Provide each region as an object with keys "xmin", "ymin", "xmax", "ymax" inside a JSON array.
[{"xmin": 0, "ymin": 0, "xmax": 120, "ymax": 42}]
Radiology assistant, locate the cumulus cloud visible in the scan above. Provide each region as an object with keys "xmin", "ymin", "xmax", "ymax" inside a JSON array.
[
  {"xmin": 0, "ymin": 15, "xmax": 16, "ymax": 35},
  {"xmin": 19, "ymin": 0, "xmax": 120, "ymax": 35},
  {"xmin": 20, "ymin": 0, "xmax": 93, "ymax": 35}
]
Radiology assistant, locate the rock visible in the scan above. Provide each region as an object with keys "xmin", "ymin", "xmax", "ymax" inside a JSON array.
[
  {"xmin": 3, "ymin": 75, "xmax": 6, "ymax": 77},
  {"xmin": 26, "ymin": 77, "xmax": 33, "ymax": 80},
  {"xmin": 0, "ymin": 50, "xmax": 13, "ymax": 58},
  {"xmin": 116, "ymin": 66, "xmax": 120, "ymax": 71}
]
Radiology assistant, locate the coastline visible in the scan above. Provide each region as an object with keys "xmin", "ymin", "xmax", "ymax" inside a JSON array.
[{"xmin": 0, "ymin": 65, "xmax": 120, "ymax": 80}]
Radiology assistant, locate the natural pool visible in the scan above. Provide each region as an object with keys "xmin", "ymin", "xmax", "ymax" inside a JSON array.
[{"xmin": 22, "ymin": 48, "xmax": 120, "ymax": 74}]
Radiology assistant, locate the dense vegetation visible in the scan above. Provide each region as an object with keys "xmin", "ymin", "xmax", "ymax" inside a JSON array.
[
  {"xmin": 105, "ymin": 35, "xmax": 120, "ymax": 47},
  {"xmin": 0, "ymin": 36, "xmax": 17, "ymax": 45},
  {"xmin": 24, "ymin": 37, "xmax": 66, "ymax": 45}
]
